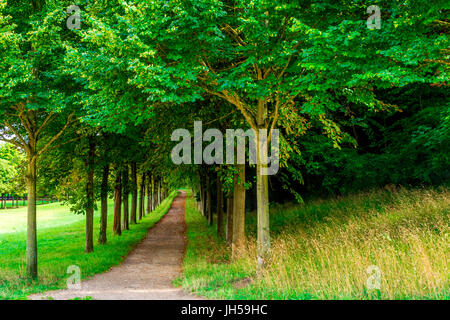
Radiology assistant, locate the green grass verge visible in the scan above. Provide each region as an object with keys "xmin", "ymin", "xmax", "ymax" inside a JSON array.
[
  {"xmin": 176, "ymin": 188, "xmax": 449, "ymax": 300},
  {"xmin": 0, "ymin": 191, "xmax": 178, "ymax": 300}
]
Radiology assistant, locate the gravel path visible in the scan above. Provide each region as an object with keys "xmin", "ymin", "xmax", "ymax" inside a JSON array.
[{"xmin": 30, "ymin": 191, "xmax": 201, "ymax": 300}]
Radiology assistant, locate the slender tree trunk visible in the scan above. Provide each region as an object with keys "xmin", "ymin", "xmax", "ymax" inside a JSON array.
[
  {"xmin": 199, "ymin": 173, "xmax": 206, "ymax": 217},
  {"xmin": 217, "ymin": 176, "xmax": 224, "ymax": 237},
  {"xmin": 226, "ymin": 193, "xmax": 233, "ymax": 245},
  {"xmin": 130, "ymin": 162, "xmax": 137, "ymax": 224},
  {"xmin": 158, "ymin": 179, "xmax": 161, "ymax": 205},
  {"xmin": 99, "ymin": 164, "xmax": 109, "ymax": 244},
  {"xmin": 198, "ymin": 176, "xmax": 204, "ymax": 216},
  {"xmin": 122, "ymin": 164, "xmax": 129, "ymax": 231},
  {"xmin": 139, "ymin": 172, "xmax": 145, "ymax": 220},
  {"xmin": 206, "ymin": 175, "xmax": 213, "ymax": 226},
  {"xmin": 26, "ymin": 150, "xmax": 38, "ymax": 279},
  {"xmin": 232, "ymin": 164, "xmax": 246, "ymax": 259},
  {"xmin": 85, "ymin": 137, "xmax": 95, "ymax": 253},
  {"xmin": 113, "ymin": 168, "xmax": 122, "ymax": 236},
  {"xmin": 151, "ymin": 175, "xmax": 155, "ymax": 211},
  {"xmin": 256, "ymin": 101, "xmax": 270, "ymax": 269},
  {"xmin": 147, "ymin": 172, "xmax": 151, "ymax": 214}
]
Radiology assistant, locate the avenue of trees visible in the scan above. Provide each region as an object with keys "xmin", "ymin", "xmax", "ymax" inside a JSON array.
[{"xmin": 0, "ymin": 0, "xmax": 448, "ymax": 279}]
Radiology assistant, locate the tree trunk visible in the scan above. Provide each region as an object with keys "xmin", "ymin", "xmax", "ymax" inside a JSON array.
[
  {"xmin": 147, "ymin": 172, "xmax": 151, "ymax": 214},
  {"xmin": 158, "ymin": 179, "xmax": 161, "ymax": 206},
  {"xmin": 113, "ymin": 168, "xmax": 122, "ymax": 236},
  {"xmin": 151, "ymin": 175, "xmax": 155, "ymax": 211},
  {"xmin": 85, "ymin": 137, "xmax": 95, "ymax": 253},
  {"xmin": 130, "ymin": 162, "xmax": 137, "ymax": 224},
  {"xmin": 26, "ymin": 151, "xmax": 38, "ymax": 279},
  {"xmin": 232, "ymin": 164, "xmax": 246, "ymax": 259},
  {"xmin": 99, "ymin": 164, "xmax": 109, "ymax": 244},
  {"xmin": 226, "ymin": 193, "xmax": 233, "ymax": 245},
  {"xmin": 138, "ymin": 172, "xmax": 145, "ymax": 220},
  {"xmin": 217, "ymin": 175, "xmax": 224, "ymax": 237},
  {"xmin": 206, "ymin": 175, "xmax": 213, "ymax": 226},
  {"xmin": 122, "ymin": 164, "xmax": 129, "ymax": 231},
  {"xmin": 199, "ymin": 173, "xmax": 206, "ymax": 217},
  {"xmin": 198, "ymin": 176, "xmax": 204, "ymax": 216},
  {"xmin": 256, "ymin": 100, "xmax": 270, "ymax": 269}
]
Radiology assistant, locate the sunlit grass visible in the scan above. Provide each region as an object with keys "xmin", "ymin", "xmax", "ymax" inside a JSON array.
[
  {"xmin": 176, "ymin": 187, "xmax": 449, "ymax": 300},
  {"xmin": 0, "ymin": 192, "xmax": 177, "ymax": 300}
]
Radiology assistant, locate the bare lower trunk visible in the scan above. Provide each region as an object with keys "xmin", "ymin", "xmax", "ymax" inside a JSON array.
[
  {"xmin": 226, "ymin": 193, "xmax": 233, "ymax": 245},
  {"xmin": 138, "ymin": 172, "xmax": 145, "ymax": 220},
  {"xmin": 150, "ymin": 175, "xmax": 155, "ymax": 211},
  {"xmin": 152, "ymin": 177, "xmax": 157, "ymax": 210},
  {"xmin": 113, "ymin": 168, "xmax": 122, "ymax": 236},
  {"xmin": 232, "ymin": 164, "xmax": 245, "ymax": 259},
  {"xmin": 85, "ymin": 137, "xmax": 95, "ymax": 253},
  {"xmin": 26, "ymin": 152, "xmax": 38, "ymax": 279},
  {"xmin": 122, "ymin": 164, "xmax": 129, "ymax": 230},
  {"xmin": 217, "ymin": 176, "xmax": 224, "ymax": 237},
  {"xmin": 130, "ymin": 162, "xmax": 137, "ymax": 224},
  {"xmin": 198, "ymin": 176, "xmax": 205, "ymax": 216},
  {"xmin": 99, "ymin": 164, "xmax": 109, "ymax": 244},
  {"xmin": 158, "ymin": 180, "xmax": 161, "ymax": 206},
  {"xmin": 256, "ymin": 157, "xmax": 270, "ymax": 268},
  {"xmin": 256, "ymin": 100, "xmax": 271, "ymax": 269},
  {"xmin": 206, "ymin": 175, "xmax": 213, "ymax": 226},
  {"xmin": 147, "ymin": 172, "xmax": 151, "ymax": 214}
]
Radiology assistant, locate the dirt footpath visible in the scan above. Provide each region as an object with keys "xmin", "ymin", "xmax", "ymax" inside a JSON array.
[{"xmin": 30, "ymin": 191, "xmax": 201, "ymax": 300}]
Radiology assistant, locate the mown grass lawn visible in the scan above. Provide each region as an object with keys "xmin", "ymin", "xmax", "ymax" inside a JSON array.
[
  {"xmin": 176, "ymin": 188, "xmax": 449, "ymax": 300},
  {"xmin": 0, "ymin": 191, "xmax": 177, "ymax": 300}
]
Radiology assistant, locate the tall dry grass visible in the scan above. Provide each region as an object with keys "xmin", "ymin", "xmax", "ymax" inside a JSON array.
[
  {"xmin": 180, "ymin": 187, "xmax": 449, "ymax": 299},
  {"xmin": 241, "ymin": 188, "xmax": 449, "ymax": 299}
]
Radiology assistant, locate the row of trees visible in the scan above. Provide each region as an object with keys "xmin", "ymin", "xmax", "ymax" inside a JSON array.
[
  {"xmin": 0, "ymin": 0, "xmax": 447, "ymax": 279},
  {"xmin": 0, "ymin": 143, "xmax": 26, "ymax": 205}
]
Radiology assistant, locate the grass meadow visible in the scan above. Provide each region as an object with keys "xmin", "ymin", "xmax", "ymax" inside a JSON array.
[
  {"xmin": 176, "ymin": 187, "xmax": 449, "ymax": 299},
  {"xmin": 0, "ymin": 192, "xmax": 177, "ymax": 300}
]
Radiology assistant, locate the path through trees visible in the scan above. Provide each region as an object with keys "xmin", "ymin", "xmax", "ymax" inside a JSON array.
[{"xmin": 29, "ymin": 191, "xmax": 200, "ymax": 300}]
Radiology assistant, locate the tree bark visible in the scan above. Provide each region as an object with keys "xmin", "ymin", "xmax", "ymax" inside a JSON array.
[
  {"xmin": 130, "ymin": 162, "xmax": 137, "ymax": 224},
  {"xmin": 217, "ymin": 175, "xmax": 224, "ymax": 237},
  {"xmin": 122, "ymin": 164, "xmax": 129, "ymax": 230},
  {"xmin": 113, "ymin": 168, "xmax": 122, "ymax": 236},
  {"xmin": 158, "ymin": 179, "xmax": 161, "ymax": 206},
  {"xmin": 147, "ymin": 172, "xmax": 151, "ymax": 214},
  {"xmin": 138, "ymin": 172, "xmax": 145, "ymax": 220},
  {"xmin": 99, "ymin": 164, "xmax": 109, "ymax": 244},
  {"xmin": 256, "ymin": 100, "xmax": 270, "ymax": 269},
  {"xmin": 26, "ymin": 151, "xmax": 38, "ymax": 279},
  {"xmin": 232, "ymin": 164, "xmax": 246, "ymax": 259},
  {"xmin": 199, "ymin": 173, "xmax": 206, "ymax": 217},
  {"xmin": 198, "ymin": 175, "xmax": 205, "ymax": 216},
  {"xmin": 85, "ymin": 136, "xmax": 95, "ymax": 253},
  {"xmin": 206, "ymin": 175, "xmax": 213, "ymax": 226},
  {"xmin": 226, "ymin": 193, "xmax": 233, "ymax": 245},
  {"xmin": 151, "ymin": 175, "xmax": 155, "ymax": 211}
]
